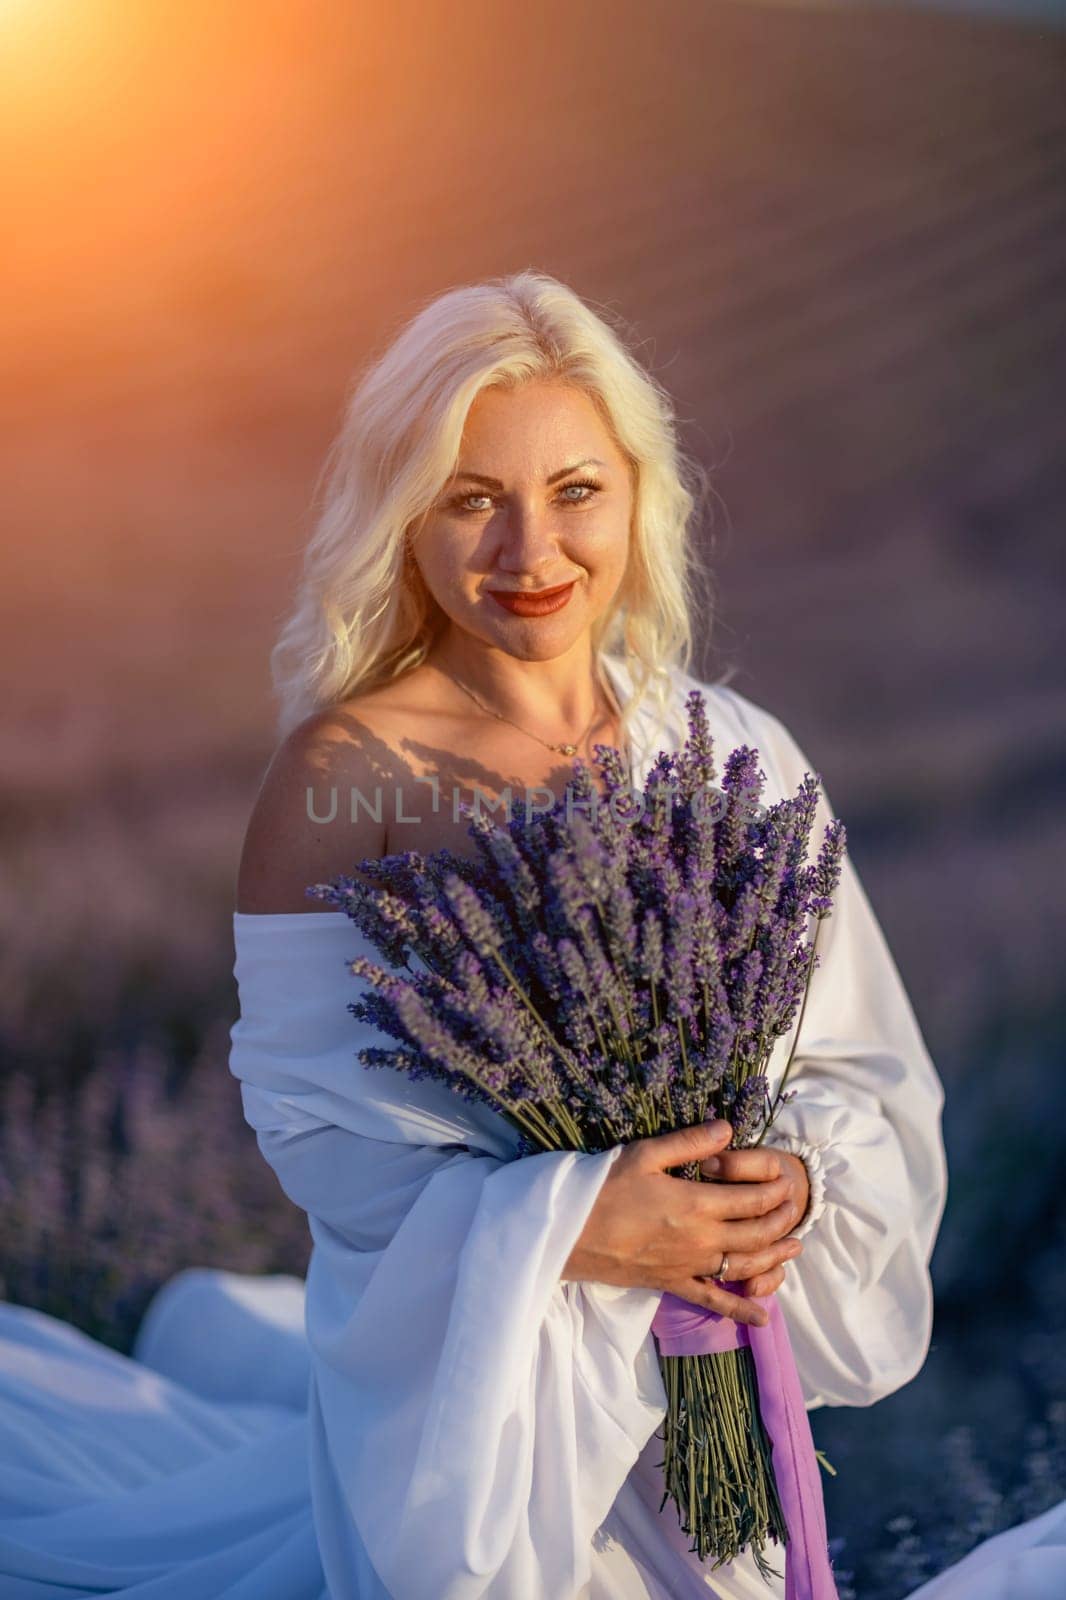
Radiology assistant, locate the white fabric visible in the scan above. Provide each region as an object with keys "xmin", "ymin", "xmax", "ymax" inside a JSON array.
[
  {"xmin": 902, "ymin": 1497, "xmax": 1066, "ymax": 1600},
  {"xmin": 721, "ymin": 686, "xmax": 951, "ymax": 1409},
  {"xmin": 757, "ymin": 1133, "xmax": 827, "ymax": 1242},
  {"xmin": 2, "ymin": 1294, "xmax": 1061, "ymax": 1600},
  {"xmin": 0, "ymin": 1281, "xmax": 323, "ymax": 1598},
  {"xmin": 0, "ymin": 651, "xmax": 990, "ymax": 1599},
  {"xmin": 221, "ymin": 657, "xmax": 951, "ymax": 1598}
]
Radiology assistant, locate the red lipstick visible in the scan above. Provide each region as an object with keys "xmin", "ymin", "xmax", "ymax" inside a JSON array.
[{"xmin": 488, "ymin": 581, "xmax": 576, "ymax": 617}]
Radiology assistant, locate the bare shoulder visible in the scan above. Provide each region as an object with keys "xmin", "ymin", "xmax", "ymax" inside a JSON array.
[{"xmin": 235, "ymin": 689, "xmax": 409, "ymax": 915}]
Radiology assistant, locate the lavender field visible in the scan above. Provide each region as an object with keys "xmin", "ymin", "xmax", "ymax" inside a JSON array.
[{"xmin": 1, "ymin": 2, "xmax": 1064, "ymax": 1593}]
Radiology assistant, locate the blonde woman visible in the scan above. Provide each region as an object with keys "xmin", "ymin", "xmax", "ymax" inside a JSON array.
[
  {"xmin": 0, "ymin": 272, "xmax": 948, "ymax": 1599},
  {"xmin": 227, "ymin": 271, "xmax": 946, "ymax": 1598}
]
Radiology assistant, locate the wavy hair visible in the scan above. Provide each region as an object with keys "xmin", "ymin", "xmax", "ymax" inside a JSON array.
[{"xmin": 271, "ymin": 269, "xmax": 721, "ymax": 748}]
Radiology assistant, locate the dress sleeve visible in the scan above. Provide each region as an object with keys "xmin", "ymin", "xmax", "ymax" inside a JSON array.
[
  {"xmin": 717, "ymin": 691, "xmax": 949, "ymax": 1412},
  {"xmin": 228, "ymin": 914, "xmax": 667, "ymax": 1600}
]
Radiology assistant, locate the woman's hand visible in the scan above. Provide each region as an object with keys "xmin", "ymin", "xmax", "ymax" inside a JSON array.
[
  {"xmin": 560, "ymin": 1120, "xmax": 805, "ymax": 1327},
  {"xmin": 700, "ymin": 1142, "xmax": 810, "ymax": 1298}
]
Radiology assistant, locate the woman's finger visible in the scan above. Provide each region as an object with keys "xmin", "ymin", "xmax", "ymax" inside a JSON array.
[
  {"xmin": 698, "ymin": 1237, "xmax": 802, "ymax": 1283},
  {"xmin": 641, "ymin": 1119, "xmax": 733, "ymax": 1175},
  {"xmin": 744, "ymin": 1264, "xmax": 786, "ymax": 1298},
  {"xmin": 700, "ymin": 1148, "xmax": 782, "ymax": 1184},
  {"xmin": 695, "ymin": 1173, "xmax": 791, "ymax": 1223},
  {"xmin": 673, "ymin": 1277, "xmax": 769, "ymax": 1327},
  {"xmin": 711, "ymin": 1195, "xmax": 804, "ymax": 1253}
]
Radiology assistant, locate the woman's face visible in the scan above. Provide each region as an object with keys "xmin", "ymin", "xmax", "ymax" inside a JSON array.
[{"xmin": 409, "ymin": 379, "xmax": 634, "ymax": 661}]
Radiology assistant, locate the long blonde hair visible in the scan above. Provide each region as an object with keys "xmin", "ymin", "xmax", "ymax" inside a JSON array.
[{"xmin": 271, "ymin": 269, "xmax": 720, "ymax": 748}]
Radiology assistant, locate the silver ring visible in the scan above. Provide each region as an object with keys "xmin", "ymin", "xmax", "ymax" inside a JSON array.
[{"xmin": 718, "ymin": 1253, "xmax": 731, "ymax": 1281}]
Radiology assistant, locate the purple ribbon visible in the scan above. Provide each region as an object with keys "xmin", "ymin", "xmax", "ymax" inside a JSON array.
[{"xmin": 651, "ymin": 1288, "xmax": 838, "ymax": 1600}]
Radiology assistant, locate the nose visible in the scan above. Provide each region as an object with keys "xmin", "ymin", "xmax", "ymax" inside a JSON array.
[{"xmin": 492, "ymin": 497, "xmax": 564, "ymax": 576}]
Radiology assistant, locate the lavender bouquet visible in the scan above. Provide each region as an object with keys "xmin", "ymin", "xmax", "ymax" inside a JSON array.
[{"xmin": 311, "ymin": 689, "xmax": 845, "ymax": 1587}]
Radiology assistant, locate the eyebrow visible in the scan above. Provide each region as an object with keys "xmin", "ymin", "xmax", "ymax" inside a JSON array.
[{"xmin": 450, "ymin": 458, "xmax": 608, "ymax": 490}]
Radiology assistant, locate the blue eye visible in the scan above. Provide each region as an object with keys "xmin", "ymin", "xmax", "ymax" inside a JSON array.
[
  {"xmin": 452, "ymin": 478, "xmax": 602, "ymax": 514},
  {"xmin": 559, "ymin": 478, "xmax": 601, "ymax": 502}
]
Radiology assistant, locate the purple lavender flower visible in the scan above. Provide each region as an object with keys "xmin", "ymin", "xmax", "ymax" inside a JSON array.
[
  {"xmin": 730, "ymin": 1074, "xmax": 771, "ymax": 1147},
  {"xmin": 810, "ymin": 817, "xmax": 847, "ymax": 916},
  {"xmin": 318, "ymin": 689, "xmax": 846, "ymax": 1161},
  {"xmin": 717, "ymin": 746, "xmax": 766, "ymax": 888}
]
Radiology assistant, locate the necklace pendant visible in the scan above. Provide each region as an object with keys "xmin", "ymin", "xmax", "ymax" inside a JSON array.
[{"xmin": 558, "ymin": 742, "xmax": 577, "ymax": 756}]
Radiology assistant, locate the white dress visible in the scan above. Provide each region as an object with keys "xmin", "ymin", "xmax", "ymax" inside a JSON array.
[{"xmin": 0, "ymin": 652, "xmax": 1006, "ymax": 1600}]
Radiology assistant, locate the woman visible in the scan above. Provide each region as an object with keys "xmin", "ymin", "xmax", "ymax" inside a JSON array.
[
  {"xmin": 227, "ymin": 269, "xmax": 947, "ymax": 1597},
  {"xmin": 0, "ymin": 270, "xmax": 954, "ymax": 1597}
]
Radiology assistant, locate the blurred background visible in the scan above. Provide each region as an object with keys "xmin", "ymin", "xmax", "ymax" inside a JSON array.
[{"xmin": 1, "ymin": 0, "xmax": 1063, "ymax": 1593}]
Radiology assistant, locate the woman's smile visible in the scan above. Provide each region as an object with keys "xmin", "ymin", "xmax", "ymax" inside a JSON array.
[{"xmin": 486, "ymin": 580, "xmax": 577, "ymax": 616}]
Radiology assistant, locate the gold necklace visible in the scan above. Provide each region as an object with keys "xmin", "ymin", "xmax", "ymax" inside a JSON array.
[{"xmin": 442, "ymin": 668, "xmax": 603, "ymax": 757}]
